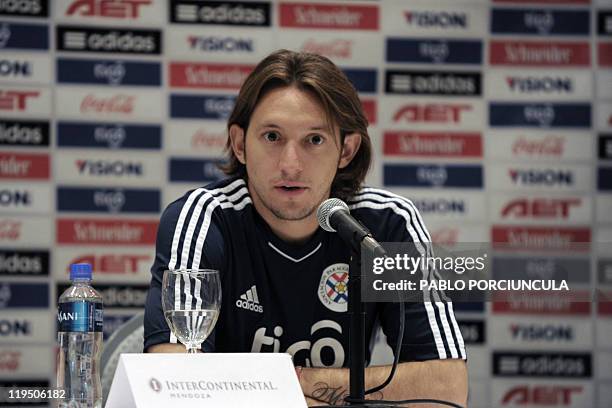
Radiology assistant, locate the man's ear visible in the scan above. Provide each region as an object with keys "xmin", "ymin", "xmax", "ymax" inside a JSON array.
[
  {"xmin": 338, "ymin": 133, "xmax": 362, "ymax": 169},
  {"xmin": 229, "ymin": 124, "xmax": 246, "ymax": 165}
]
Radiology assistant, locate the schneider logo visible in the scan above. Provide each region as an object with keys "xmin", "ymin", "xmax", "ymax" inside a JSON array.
[
  {"xmin": 235, "ymin": 285, "xmax": 263, "ymax": 313},
  {"xmin": 57, "ymin": 26, "xmax": 161, "ymax": 54}
]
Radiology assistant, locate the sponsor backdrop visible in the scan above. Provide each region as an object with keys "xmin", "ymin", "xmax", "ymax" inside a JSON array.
[{"xmin": 0, "ymin": 0, "xmax": 610, "ymax": 406}]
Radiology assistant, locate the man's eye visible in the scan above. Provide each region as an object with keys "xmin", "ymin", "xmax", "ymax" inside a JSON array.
[
  {"xmin": 263, "ymin": 132, "xmax": 279, "ymax": 142},
  {"xmin": 309, "ymin": 135, "xmax": 324, "ymax": 145}
]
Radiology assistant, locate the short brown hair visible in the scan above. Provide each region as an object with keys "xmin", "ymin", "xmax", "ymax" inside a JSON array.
[{"xmin": 222, "ymin": 49, "xmax": 372, "ymax": 201}]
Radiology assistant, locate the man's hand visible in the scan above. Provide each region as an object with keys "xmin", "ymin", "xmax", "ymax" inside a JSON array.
[{"xmin": 297, "ymin": 359, "xmax": 467, "ymax": 407}]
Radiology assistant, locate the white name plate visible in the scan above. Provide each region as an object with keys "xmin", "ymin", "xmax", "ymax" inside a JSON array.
[{"xmin": 105, "ymin": 353, "xmax": 307, "ymax": 408}]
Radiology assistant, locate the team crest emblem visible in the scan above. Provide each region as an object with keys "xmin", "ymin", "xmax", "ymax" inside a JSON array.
[{"xmin": 318, "ymin": 263, "xmax": 349, "ymax": 312}]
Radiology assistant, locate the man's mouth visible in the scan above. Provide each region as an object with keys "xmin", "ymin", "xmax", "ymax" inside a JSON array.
[{"xmin": 274, "ymin": 184, "xmax": 308, "ymax": 194}]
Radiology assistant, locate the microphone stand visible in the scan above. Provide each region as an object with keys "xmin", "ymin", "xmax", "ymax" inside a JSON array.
[{"xmin": 348, "ymin": 249, "xmax": 366, "ymax": 405}]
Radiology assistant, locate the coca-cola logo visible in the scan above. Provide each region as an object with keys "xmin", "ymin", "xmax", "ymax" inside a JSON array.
[
  {"xmin": 80, "ymin": 94, "xmax": 135, "ymax": 114},
  {"xmin": 431, "ymin": 227, "xmax": 459, "ymax": 245},
  {"xmin": 191, "ymin": 129, "xmax": 226, "ymax": 149},
  {"xmin": 512, "ymin": 136, "xmax": 564, "ymax": 157},
  {"xmin": 0, "ymin": 350, "xmax": 20, "ymax": 371},
  {"xmin": 68, "ymin": 254, "xmax": 150, "ymax": 274},
  {"xmin": 0, "ymin": 220, "xmax": 20, "ymax": 241},
  {"xmin": 301, "ymin": 39, "xmax": 352, "ymax": 58}
]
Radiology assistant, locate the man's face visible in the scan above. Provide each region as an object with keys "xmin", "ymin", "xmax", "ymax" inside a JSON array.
[{"xmin": 230, "ymin": 86, "xmax": 359, "ymax": 222}]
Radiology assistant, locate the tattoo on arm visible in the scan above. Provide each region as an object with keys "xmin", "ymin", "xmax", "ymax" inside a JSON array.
[{"xmin": 306, "ymin": 382, "xmax": 383, "ymax": 406}]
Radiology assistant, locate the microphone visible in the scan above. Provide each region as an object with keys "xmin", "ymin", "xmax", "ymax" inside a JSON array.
[{"xmin": 317, "ymin": 198, "xmax": 386, "ymax": 257}]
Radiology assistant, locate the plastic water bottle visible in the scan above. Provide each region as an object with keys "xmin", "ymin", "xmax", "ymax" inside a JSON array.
[{"xmin": 56, "ymin": 263, "xmax": 103, "ymax": 408}]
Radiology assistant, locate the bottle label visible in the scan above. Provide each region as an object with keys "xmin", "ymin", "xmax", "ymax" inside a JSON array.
[{"xmin": 57, "ymin": 302, "xmax": 103, "ymax": 332}]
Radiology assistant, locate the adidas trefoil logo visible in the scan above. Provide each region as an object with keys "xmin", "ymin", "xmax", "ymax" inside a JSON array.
[{"xmin": 235, "ymin": 285, "xmax": 263, "ymax": 313}]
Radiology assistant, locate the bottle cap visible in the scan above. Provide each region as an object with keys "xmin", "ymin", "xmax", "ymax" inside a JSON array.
[{"xmin": 70, "ymin": 263, "xmax": 92, "ymax": 280}]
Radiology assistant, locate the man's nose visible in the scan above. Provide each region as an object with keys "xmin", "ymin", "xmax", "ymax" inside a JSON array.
[{"xmin": 278, "ymin": 142, "xmax": 303, "ymax": 176}]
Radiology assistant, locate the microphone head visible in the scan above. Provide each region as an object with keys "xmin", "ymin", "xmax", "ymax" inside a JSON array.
[{"xmin": 317, "ymin": 198, "xmax": 349, "ymax": 232}]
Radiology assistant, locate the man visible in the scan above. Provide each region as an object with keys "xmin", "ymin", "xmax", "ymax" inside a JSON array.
[{"xmin": 144, "ymin": 50, "xmax": 467, "ymax": 406}]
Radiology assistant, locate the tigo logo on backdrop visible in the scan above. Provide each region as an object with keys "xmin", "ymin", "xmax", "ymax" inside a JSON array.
[
  {"xmin": 491, "ymin": 226, "xmax": 590, "ymax": 249},
  {"xmin": 188, "ymin": 35, "xmax": 254, "ymax": 53},
  {"xmin": 598, "ymin": 11, "xmax": 612, "ymax": 35},
  {"xmin": 0, "ymin": 90, "xmax": 39, "ymax": 112},
  {"xmin": 0, "ymin": 0, "xmax": 48, "ymax": 17},
  {"xmin": 501, "ymin": 385, "xmax": 583, "ymax": 406},
  {"xmin": 404, "ymin": 11, "xmax": 467, "ymax": 28},
  {"xmin": 386, "ymin": 38, "xmax": 482, "ymax": 64},
  {"xmin": 279, "ymin": 3, "xmax": 378, "ymax": 30},
  {"xmin": 56, "ymin": 218, "xmax": 157, "ymax": 245},
  {"xmin": 56, "ymin": 26, "xmax": 161, "ymax": 54},
  {"xmin": 384, "ymin": 164, "xmax": 483, "ymax": 188},
  {"xmin": 57, "ymin": 122, "xmax": 161, "ymax": 150},
  {"xmin": 169, "ymin": 63, "xmax": 253, "ymax": 90},
  {"xmin": 65, "ymin": 0, "xmax": 152, "ymax": 19},
  {"xmin": 0, "ymin": 283, "xmax": 47, "ymax": 308},
  {"xmin": 67, "ymin": 254, "xmax": 151, "ymax": 274},
  {"xmin": 393, "ymin": 103, "xmax": 472, "ymax": 124},
  {"xmin": 57, "ymin": 186, "xmax": 160, "ymax": 213},
  {"xmin": 0, "ymin": 120, "xmax": 49, "ymax": 147},
  {"xmin": 385, "ymin": 70, "xmax": 481, "ymax": 96},
  {"xmin": 384, "ymin": 132, "xmax": 482, "ymax": 157},
  {"xmin": 501, "ymin": 198, "xmax": 581, "ymax": 219},
  {"xmin": 57, "ymin": 58, "xmax": 161, "ymax": 86},
  {"xmin": 75, "ymin": 159, "xmax": 142, "ymax": 177},
  {"xmin": 491, "ymin": 8, "xmax": 590, "ymax": 35},
  {"xmin": 171, "ymin": 1, "xmax": 271, "ymax": 26},
  {"xmin": 0, "ymin": 22, "xmax": 48, "ymax": 49},
  {"xmin": 490, "ymin": 40, "xmax": 590, "ymax": 66},
  {"xmin": 169, "ymin": 158, "xmax": 225, "ymax": 183},
  {"xmin": 0, "ymin": 250, "xmax": 48, "ymax": 276},
  {"xmin": 489, "ymin": 103, "xmax": 591, "ymax": 128},
  {"xmin": 0, "ymin": 153, "xmax": 49, "ymax": 180},
  {"xmin": 170, "ymin": 94, "xmax": 235, "ymax": 119},
  {"xmin": 493, "ymin": 352, "xmax": 591, "ymax": 378}
]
